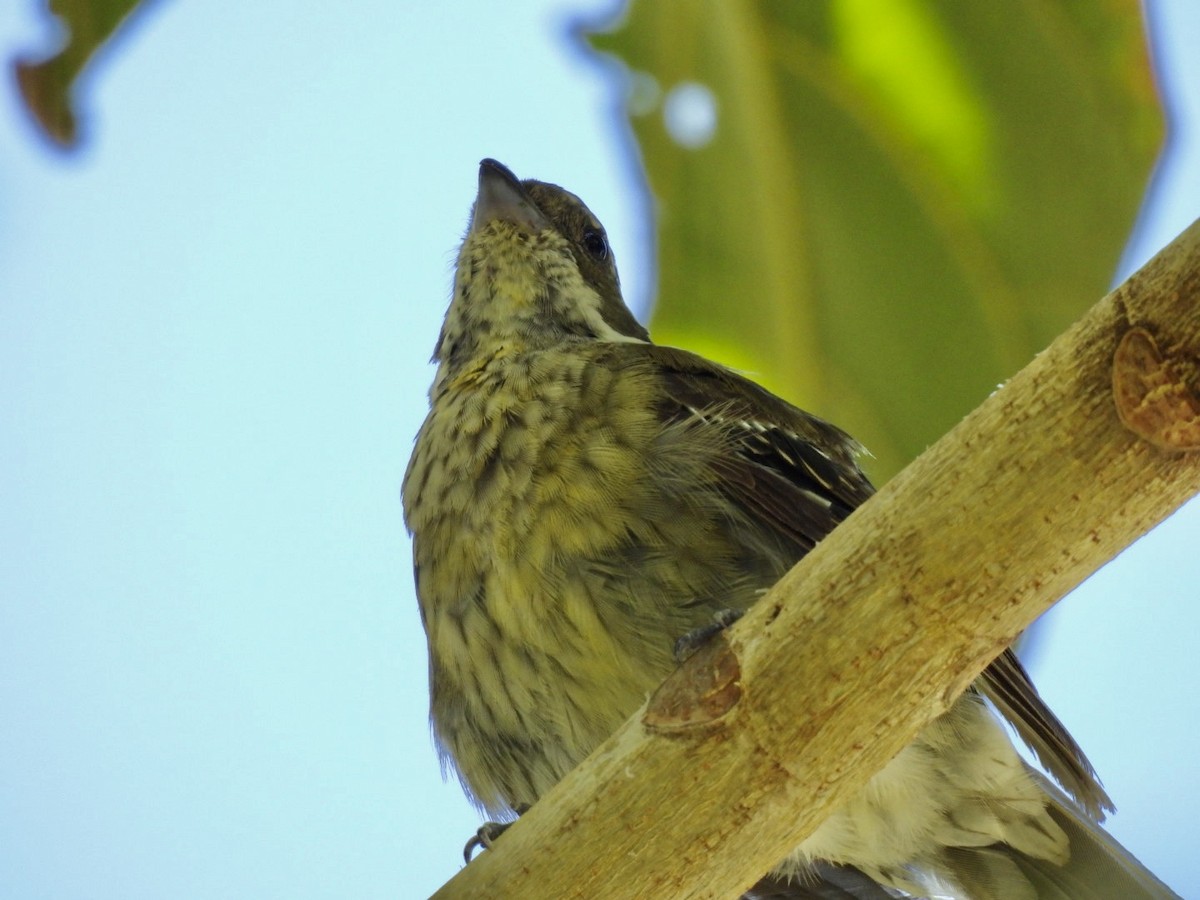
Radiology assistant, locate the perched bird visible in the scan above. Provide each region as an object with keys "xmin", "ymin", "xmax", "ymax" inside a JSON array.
[{"xmin": 402, "ymin": 159, "xmax": 1177, "ymax": 899}]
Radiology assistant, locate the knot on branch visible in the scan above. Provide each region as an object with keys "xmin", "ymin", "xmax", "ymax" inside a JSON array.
[
  {"xmin": 643, "ymin": 633, "xmax": 743, "ymax": 734},
  {"xmin": 1112, "ymin": 326, "xmax": 1200, "ymax": 450}
]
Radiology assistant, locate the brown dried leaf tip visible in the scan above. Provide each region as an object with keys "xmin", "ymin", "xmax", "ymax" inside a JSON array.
[
  {"xmin": 643, "ymin": 634, "xmax": 743, "ymax": 733},
  {"xmin": 1113, "ymin": 326, "xmax": 1200, "ymax": 451}
]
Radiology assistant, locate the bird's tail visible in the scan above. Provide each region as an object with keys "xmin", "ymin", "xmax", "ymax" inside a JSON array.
[{"xmin": 745, "ymin": 864, "xmax": 901, "ymax": 898}]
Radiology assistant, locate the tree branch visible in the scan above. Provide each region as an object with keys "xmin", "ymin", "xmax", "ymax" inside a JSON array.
[{"xmin": 433, "ymin": 219, "xmax": 1200, "ymax": 899}]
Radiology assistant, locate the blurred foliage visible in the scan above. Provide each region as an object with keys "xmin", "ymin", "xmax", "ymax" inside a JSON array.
[
  {"xmin": 588, "ymin": 0, "xmax": 1162, "ymax": 480},
  {"xmin": 11, "ymin": 0, "xmax": 1163, "ymax": 479},
  {"xmin": 13, "ymin": 0, "xmax": 152, "ymax": 149}
]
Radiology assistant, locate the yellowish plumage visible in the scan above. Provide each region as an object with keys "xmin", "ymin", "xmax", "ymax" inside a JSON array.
[{"xmin": 402, "ymin": 160, "xmax": 1178, "ymax": 899}]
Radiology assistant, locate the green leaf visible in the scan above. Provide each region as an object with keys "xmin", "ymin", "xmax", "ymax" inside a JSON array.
[
  {"xmin": 13, "ymin": 0, "xmax": 154, "ymax": 149},
  {"xmin": 588, "ymin": 0, "xmax": 1162, "ymax": 479}
]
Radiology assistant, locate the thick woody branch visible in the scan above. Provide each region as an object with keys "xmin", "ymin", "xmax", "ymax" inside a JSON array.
[{"xmin": 433, "ymin": 220, "xmax": 1200, "ymax": 899}]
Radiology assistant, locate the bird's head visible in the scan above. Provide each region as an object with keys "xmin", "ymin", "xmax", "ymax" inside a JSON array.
[{"xmin": 433, "ymin": 159, "xmax": 649, "ymax": 369}]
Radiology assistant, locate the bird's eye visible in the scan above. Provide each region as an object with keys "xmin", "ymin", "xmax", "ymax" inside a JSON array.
[{"xmin": 582, "ymin": 229, "xmax": 609, "ymax": 261}]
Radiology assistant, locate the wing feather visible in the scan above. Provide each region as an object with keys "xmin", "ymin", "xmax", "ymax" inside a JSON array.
[{"xmin": 603, "ymin": 341, "xmax": 1109, "ymax": 817}]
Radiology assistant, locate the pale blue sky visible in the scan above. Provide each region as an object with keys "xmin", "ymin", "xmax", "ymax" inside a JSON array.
[{"xmin": 1, "ymin": 2, "xmax": 1197, "ymax": 898}]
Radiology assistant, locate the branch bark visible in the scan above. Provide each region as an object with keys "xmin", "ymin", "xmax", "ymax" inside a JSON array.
[{"xmin": 433, "ymin": 219, "xmax": 1200, "ymax": 899}]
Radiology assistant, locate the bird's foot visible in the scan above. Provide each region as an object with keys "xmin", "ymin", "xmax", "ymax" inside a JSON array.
[
  {"xmin": 673, "ymin": 608, "xmax": 744, "ymax": 663},
  {"xmin": 463, "ymin": 802, "xmax": 531, "ymax": 863}
]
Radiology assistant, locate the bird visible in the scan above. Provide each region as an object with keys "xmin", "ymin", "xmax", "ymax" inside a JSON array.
[{"xmin": 401, "ymin": 158, "xmax": 1179, "ymax": 899}]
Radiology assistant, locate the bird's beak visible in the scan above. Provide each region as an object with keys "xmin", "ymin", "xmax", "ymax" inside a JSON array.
[{"xmin": 471, "ymin": 158, "xmax": 548, "ymax": 234}]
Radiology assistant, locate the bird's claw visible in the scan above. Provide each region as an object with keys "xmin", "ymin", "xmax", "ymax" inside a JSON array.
[
  {"xmin": 673, "ymin": 607, "xmax": 744, "ymax": 663},
  {"xmin": 463, "ymin": 821, "xmax": 510, "ymax": 863},
  {"xmin": 462, "ymin": 803, "xmax": 531, "ymax": 863}
]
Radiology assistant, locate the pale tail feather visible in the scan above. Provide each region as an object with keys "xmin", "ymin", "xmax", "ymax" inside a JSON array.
[{"xmin": 941, "ymin": 773, "xmax": 1179, "ymax": 900}]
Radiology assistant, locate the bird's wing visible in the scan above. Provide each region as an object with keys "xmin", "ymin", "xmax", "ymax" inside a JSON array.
[
  {"xmin": 630, "ymin": 343, "xmax": 874, "ymax": 551},
  {"xmin": 613, "ymin": 341, "xmax": 1111, "ymax": 819}
]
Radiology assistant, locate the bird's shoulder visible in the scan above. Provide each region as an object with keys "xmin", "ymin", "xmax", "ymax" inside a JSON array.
[
  {"xmin": 589, "ymin": 341, "xmax": 875, "ymax": 546},
  {"xmin": 599, "ymin": 342, "xmax": 871, "ymax": 483}
]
